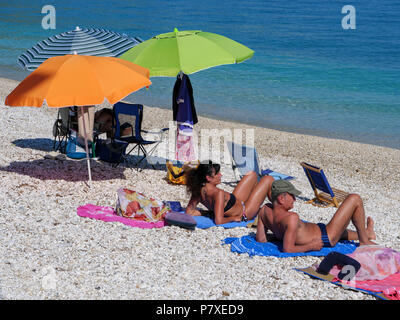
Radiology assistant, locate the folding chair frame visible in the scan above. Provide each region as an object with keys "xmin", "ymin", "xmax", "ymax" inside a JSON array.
[
  {"xmin": 112, "ymin": 102, "xmax": 168, "ymax": 170},
  {"xmin": 226, "ymin": 141, "xmax": 261, "ymax": 182},
  {"xmin": 53, "ymin": 108, "xmax": 72, "ymax": 153},
  {"xmin": 300, "ymin": 162, "xmax": 348, "ymax": 208}
]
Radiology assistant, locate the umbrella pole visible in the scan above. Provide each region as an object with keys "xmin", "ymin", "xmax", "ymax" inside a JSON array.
[{"xmin": 80, "ymin": 106, "xmax": 92, "ymax": 183}]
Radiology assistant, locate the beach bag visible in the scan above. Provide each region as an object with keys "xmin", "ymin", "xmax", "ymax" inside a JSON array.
[
  {"xmin": 166, "ymin": 160, "xmax": 200, "ymax": 185},
  {"xmin": 95, "ymin": 139, "xmax": 128, "ymax": 163},
  {"xmin": 166, "ymin": 161, "xmax": 186, "ymax": 185},
  {"xmin": 66, "ymin": 130, "xmax": 88, "ymax": 159},
  {"xmin": 115, "ymin": 188, "xmax": 170, "ymax": 222}
]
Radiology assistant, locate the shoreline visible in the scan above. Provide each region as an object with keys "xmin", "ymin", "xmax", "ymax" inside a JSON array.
[
  {"xmin": 1, "ymin": 75, "xmax": 399, "ymax": 300},
  {"xmin": 2, "ymin": 72, "xmax": 399, "ymax": 151},
  {"xmin": 142, "ymin": 101, "xmax": 400, "ymax": 151}
]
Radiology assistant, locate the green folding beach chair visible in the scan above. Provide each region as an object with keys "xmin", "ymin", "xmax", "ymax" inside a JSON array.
[{"xmin": 300, "ymin": 162, "xmax": 349, "ymax": 208}]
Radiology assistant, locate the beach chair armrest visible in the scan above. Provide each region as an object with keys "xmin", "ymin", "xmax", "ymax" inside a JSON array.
[{"xmin": 141, "ymin": 127, "xmax": 169, "ymax": 140}]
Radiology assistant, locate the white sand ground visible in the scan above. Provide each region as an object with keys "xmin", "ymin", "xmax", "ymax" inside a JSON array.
[{"xmin": 0, "ymin": 77, "xmax": 399, "ymax": 300}]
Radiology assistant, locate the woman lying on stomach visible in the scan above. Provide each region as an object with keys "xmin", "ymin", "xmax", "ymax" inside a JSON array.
[{"xmin": 185, "ymin": 161, "xmax": 274, "ymax": 225}]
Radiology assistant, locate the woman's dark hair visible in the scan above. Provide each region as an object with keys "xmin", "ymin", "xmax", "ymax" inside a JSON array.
[{"xmin": 185, "ymin": 160, "xmax": 220, "ymax": 199}]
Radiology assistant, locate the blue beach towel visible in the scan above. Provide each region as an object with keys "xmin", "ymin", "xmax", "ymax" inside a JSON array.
[
  {"xmin": 194, "ymin": 216, "xmax": 256, "ymax": 229},
  {"xmin": 165, "ymin": 201, "xmax": 256, "ymax": 229},
  {"xmin": 222, "ymin": 234, "xmax": 358, "ymax": 258},
  {"xmin": 261, "ymin": 169, "xmax": 294, "ymax": 181}
]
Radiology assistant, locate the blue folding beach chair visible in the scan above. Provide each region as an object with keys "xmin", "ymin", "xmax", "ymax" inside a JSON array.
[
  {"xmin": 300, "ymin": 162, "xmax": 349, "ymax": 208},
  {"xmin": 226, "ymin": 141, "xmax": 294, "ymax": 182},
  {"xmin": 112, "ymin": 101, "xmax": 168, "ymax": 169}
]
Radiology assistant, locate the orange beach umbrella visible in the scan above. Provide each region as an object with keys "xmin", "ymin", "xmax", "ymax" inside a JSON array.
[
  {"xmin": 5, "ymin": 54, "xmax": 151, "ymax": 182},
  {"xmin": 6, "ymin": 54, "xmax": 151, "ymax": 107}
]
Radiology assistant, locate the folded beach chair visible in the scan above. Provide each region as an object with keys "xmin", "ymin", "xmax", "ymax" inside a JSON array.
[
  {"xmin": 226, "ymin": 141, "xmax": 294, "ymax": 182},
  {"xmin": 300, "ymin": 162, "xmax": 349, "ymax": 208},
  {"xmin": 52, "ymin": 107, "xmax": 78, "ymax": 153}
]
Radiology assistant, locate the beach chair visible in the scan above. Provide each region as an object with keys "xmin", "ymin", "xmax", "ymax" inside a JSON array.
[
  {"xmin": 112, "ymin": 101, "xmax": 168, "ymax": 169},
  {"xmin": 52, "ymin": 107, "xmax": 77, "ymax": 153},
  {"xmin": 226, "ymin": 141, "xmax": 294, "ymax": 182},
  {"xmin": 300, "ymin": 162, "xmax": 349, "ymax": 208},
  {"xmin": 227, "ymin": 141, "xmax": 260, "ymax": 180}
]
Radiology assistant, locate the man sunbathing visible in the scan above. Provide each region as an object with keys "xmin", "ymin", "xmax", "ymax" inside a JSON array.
[{"xmin": 255, "ymin": 180, "xmax": 376, "ymax": 253}]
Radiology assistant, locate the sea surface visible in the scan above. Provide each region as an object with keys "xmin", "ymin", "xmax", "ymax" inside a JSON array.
[{"xmin": 1, "ymin": 0, "xmax": 399, "ymax": 149}]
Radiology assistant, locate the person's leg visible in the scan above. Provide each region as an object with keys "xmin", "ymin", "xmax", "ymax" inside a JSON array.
[
  {"xmin": 232, "ymin": 171, "xmax": 258, "ymax": 201},
  {"xmin": 78, "ymin": 106, "xmax": 94, "ymax": 143},
  {"xmin": 326, "ymin": 194, "xmax": 376, "ymax": 246},
  {"xmin": 241, "ymin": 175, "xmax": 274, "ymax": 220},
  {"xmin": 338, "ymin": 216, "xmax": 375, "ymax": 241}
]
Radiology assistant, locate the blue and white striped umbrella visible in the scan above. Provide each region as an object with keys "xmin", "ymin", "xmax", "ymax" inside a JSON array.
[{"xmin": 18, "ymin": 26, "xmax": 143, "ymax": 71}]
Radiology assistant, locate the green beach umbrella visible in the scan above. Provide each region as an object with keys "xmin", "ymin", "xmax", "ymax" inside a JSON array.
[{"xmin": 119, "ymin": 28, "xmax": 254, "ymax": 77}]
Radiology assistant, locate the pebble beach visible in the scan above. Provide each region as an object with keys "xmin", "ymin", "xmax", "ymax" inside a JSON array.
[{"xmin": 1, "ymin": 76, "xmax": 399, "ymax": 300}]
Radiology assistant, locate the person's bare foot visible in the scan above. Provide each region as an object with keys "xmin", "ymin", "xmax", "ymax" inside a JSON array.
[
  {"xmin": 360, "ymin": 239, "xmax": 378, "ymax": 246},
  {"xmin": 359, "ymin": 217, "xmax": 377, "ymax": 246},
  {"xmin": 366, "ymin": 217, "xmax": 376, "ymax": 240}
]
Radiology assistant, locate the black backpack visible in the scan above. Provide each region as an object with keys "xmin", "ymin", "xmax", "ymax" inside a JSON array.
[{"xmin": 95, "ymin": 139, "xmax": 128, "ymax": 163}]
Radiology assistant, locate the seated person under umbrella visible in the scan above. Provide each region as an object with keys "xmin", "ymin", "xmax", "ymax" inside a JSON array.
[{"xmin": 77, "ymin": 106, "xmax": 134, "ymax": 145}]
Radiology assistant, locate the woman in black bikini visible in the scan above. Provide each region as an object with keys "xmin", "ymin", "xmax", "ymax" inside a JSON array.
[{"xmin": 185, "ymin": 161, "xmax": 274, "ymax": 225}]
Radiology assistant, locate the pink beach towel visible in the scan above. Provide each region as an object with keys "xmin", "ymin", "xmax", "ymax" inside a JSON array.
[
  {"xmin": 338, "ymin": 273, "xmax": 400, "ymax": 300},
  {"xmin": 77, "ymin": 204, "xmax": 166, "ymax": 229},
  {"xmin": 176, "ymin": 129, "xmax": 195, "ymax": 162}
]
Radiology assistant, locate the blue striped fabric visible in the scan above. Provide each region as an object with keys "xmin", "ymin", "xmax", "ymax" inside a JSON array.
[{"xmin": 18, "ymin": 26, "xmax": 142, "ymax": 71}]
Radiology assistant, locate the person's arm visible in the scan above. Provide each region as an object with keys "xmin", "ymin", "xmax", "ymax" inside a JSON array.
[
  {"xmin": 256, "ymin": 208, "xmax": 268, "ymax": 243},
  {"xmin": 185, "ymin": 196, "xmax": 202, "ymax": 216},
  {"xmin": 282, "ymin": 215, "xmax": 323, "ymax": 253}
]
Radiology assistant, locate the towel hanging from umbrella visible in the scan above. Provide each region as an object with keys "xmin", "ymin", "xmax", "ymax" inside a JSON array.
[
  {"xmin": 172, "ymin": 72, "xmax": 198, "ymax": 125},
  {"xmin": 174, "ymin": 72, "xmax": 197, "ymax": 161},
  {"xmin": 119, "ymin": 28, "xmax": 254, "ymax": 161},
  {"xmin": 18, "ymin": 26, "xmax": 142, "ymax": 71},
  {"xmin": 5, "ymin": 54, "xmax": 151, "ymax": 182}
]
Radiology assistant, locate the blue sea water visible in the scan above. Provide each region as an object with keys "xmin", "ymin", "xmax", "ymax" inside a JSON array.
[{"xmin": 0, "ymin": 0, "xmax": 399, "ymax": 149}]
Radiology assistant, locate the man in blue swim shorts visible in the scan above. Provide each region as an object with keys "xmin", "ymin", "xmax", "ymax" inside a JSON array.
[{"xmin": 255, "ymin": 180, "xmax": 377, "ymax": 253}]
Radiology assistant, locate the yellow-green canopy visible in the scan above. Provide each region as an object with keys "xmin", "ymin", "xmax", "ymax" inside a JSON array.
[{"xmin": 119, "ymin": 28, "xmax": 254, "ymax": 77}]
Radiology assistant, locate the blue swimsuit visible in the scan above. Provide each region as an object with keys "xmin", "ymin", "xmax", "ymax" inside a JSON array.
[{"xmin": 317, "ymin": 223, "xmax": 332, "ymax": 247}]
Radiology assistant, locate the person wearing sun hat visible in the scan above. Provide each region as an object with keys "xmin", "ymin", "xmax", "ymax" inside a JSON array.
[
  {"xmin": 270, "ymin": 179, "xmax": 302, "ymax": 203},
  {"xmin": 256, "ymin": 179, "xmax": 377, "ymax": 253}
]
